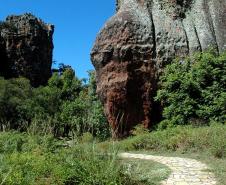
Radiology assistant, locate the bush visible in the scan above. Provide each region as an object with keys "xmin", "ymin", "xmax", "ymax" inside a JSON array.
[
  {"xmin": 156, "ymin": 50, "xmax": 226, "ymax": 126},
  {"xmin": 130, "ymin": 124, "xmax": 149, "ymax": 136}
]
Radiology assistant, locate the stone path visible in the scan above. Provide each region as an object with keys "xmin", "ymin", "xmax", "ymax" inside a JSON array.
[{"xmin": 119, "ymin": 153, "xmax": 217, "ymax": 185}]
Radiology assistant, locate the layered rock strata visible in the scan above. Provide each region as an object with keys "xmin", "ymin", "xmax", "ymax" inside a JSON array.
[{"xmin": 91, "ymin": 0, "xmax": 226, "ymax": 137}]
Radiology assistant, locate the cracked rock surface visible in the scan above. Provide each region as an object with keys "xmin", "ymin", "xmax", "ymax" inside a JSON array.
[
  {"xmin": 0, "ymin": 13, "xmax": 54, "ymax": 87},
  {"xmin": 91, "ymin": 0, "xmax": 226, "ymax": 137}
]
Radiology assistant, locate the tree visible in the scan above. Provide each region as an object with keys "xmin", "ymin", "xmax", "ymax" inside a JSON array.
[
  {"xmin": 0, "ymin": 77, "xmax": 32, "ymax": 130},
  {"xmin": 0, "ymin": 67, "xmax": 109, "ymax": 139}
]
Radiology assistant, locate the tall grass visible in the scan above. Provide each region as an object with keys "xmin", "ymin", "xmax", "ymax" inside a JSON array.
[
  {"xmin": 102, "ymin": 123, "xmax": 226, "ymax": 159},
  {"xmin": 0, "ymin": 132, "xmax": 126, "ymax": 185}
]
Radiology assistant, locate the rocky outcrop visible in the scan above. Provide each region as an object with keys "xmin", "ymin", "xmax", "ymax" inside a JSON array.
[
  {"xmin": 0, "ymin": 13, "xmax": 54, "ymax": 87},
  {"xmin": 91, "ymin": 0, "xmax": 226, "ymax": 137}
]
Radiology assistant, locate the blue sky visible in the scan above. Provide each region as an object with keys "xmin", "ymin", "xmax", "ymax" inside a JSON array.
[{"xmin": 0, "ymin": 0, "xmax": 115, "ymax": 79}]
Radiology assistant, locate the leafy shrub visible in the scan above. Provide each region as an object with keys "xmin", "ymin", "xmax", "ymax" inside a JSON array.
[
  {"xmin": 156, "ymin": 50, "xmax": 226, "ymax": 126},
  {"xmin": 130, "ymin": 124, "xmax": 149, "ymax": 136}
]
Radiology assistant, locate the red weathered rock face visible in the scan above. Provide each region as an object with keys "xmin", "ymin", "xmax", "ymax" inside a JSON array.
[
  {"xmin": 0, "ymin": 13, "xmax": 54, "ymax": 87},
  {"xmin": 91, "ymin": 0, "xmax": 226, "ymax": 138}
]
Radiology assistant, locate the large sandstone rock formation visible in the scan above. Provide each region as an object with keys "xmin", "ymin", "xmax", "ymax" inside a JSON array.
[
  {"xmin": 0, "ymin": 13, "xmax": 54, "ymax": 87},
  {"xmin": 91, "ymin": 0, "xmax": 226, "ymax": 137}
]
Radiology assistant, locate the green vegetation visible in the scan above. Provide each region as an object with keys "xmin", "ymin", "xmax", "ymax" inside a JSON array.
[
  {"xmin": 99, "ymin": 124, "xmax": 226, "ymax": 184},
  {"xmin": 0, "ymin": 132, "xmax": 170, "ymax": 185},
  {"xmin": 0, "ymin": 66, "xmax": 171, "ymax": 185},
  {"xmin": 0, "ymin": 67, "xmax": 109, "ymax": 140},
  {"xmin": 0, "ymin": 50, "xmax": 225, "ymax": 184},
  {"xmin": 121, "ymin": 159, "xmax": 171, "ymax": 185},
  {"xmin": 159, "ymin": 0, "xmax": 193, "ymax": 18},
  {"xmin": 0, "ymin": 132, "xmax": 124, "ymax": 185},
  {"xmin": 112, "ymin": 124, "xmax": 226, "ymax": 158},
  {"xmin": 0, "ymin": 50, "xmax": 225, "ymax": 137},
  {"xmin": 156, "ymin": 50, "xmax": 226, "ymax": 128}
]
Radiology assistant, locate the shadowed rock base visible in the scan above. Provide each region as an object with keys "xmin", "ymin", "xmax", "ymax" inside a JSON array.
[{"xmin": 91, "ymin": 0, "xmax": 226, "ymax": 138}]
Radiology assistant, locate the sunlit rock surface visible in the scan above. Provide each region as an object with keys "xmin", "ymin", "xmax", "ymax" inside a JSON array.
[{"xmin": 91, "ymin": 0, "xmax": 226, "ymax": 137}]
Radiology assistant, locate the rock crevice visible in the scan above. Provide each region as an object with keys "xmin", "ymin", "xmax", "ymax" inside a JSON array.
[{"xmin": 92, "ymin": 0, "xmax": 226, "ymax": 137}]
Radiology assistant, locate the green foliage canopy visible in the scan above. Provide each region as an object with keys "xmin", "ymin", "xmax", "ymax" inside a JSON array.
[{"xmin": 0, "ymin": 68, "xmax": 109, "ymax": 139}]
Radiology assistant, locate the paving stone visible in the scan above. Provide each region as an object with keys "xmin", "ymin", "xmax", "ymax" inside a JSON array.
[{"xmin": 119, "ymin": 153, "xmax": 217, "ymax": 185}]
